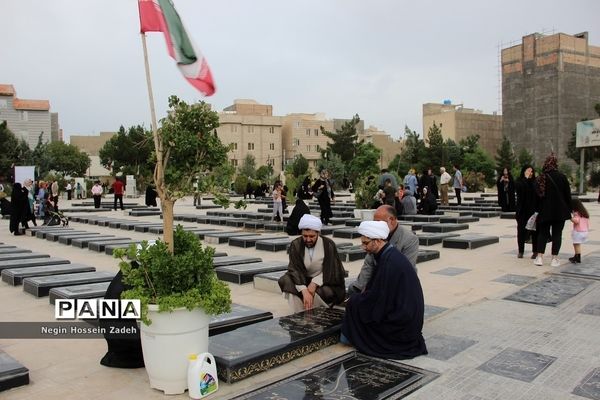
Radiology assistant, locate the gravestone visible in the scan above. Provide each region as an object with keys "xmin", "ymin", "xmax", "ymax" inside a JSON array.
[
  {"xmin": 212, "ymin": 255, "xmax": 262, "ymax": 268},
  {"xmin": 432, "ymin": 267, "xmax": 471, "ymax": 276},
  {"xmin": 87, "ymin": 240, "xmax": 135, "ymax": 252},
  {"xmin": 210, "ymin": 307, "xmax": 345, "ymax": 383},
  {"xmin": 133, "ymin": 224, "xmax": 163, "ymax": 232},
  {"xmin": 33, "ymin": 228, "xmax": 75, "ymax": 239},
  {"xmin": 332, "ymin": 228, "xmax": 361, "ymax": 239},
  {"xmin": 203, "ymin": 231, "xmax": 247, "ymax": 245},
  {"xmin": 243, "ymin": 221, "xmax": 265, "ymax": 230},
  {"xmin": 338, "ymin": 246, "xmax": 367, "ymax": 262},
  {"xmin": 0, "ymin": 252, "xmax": 50, "ymax": 262},
  {"xmin": 49, "ymin": 281, "xmax": 111, "ymax": 305},
  {"xmin": 209, "ymin": 304, "xmax": 273, "ymax": 336},
  {"xmin": 493, "ymin": 274, "xmax": 537, "ymax": 286},
  {"xmin": 45, "ymin": 230, "xmax": 91, "ymax": 242},
  {"xmin": 70, "ymin": 236, "xmax": 122, "ymax": 248},
  {"xmin": 2, "ymin": 263, "xmax": 96, "ymax": 286},
  {"xmin": 255, "ymin": 238, "xmax": 293, "ymax": 252},
  {"xmin": 424, "ymin": 304, "xmax": 448, "ymax": 320},
  {"xmin": 252, "ymin": 271, "xmax": 286, "ymax": 293},
  {"xmin": 0, "ymin": 258, "xmax": 70, "ymax": 273},
  {"xmin": 504, "ymin": 276, "xmax": 592, "ymax": 307},
  {"xmin": 572, "ymin": 367, "xmax": 600, "ymax": 400},
  {"xmin": 230, "ymin": 352, "xmax": 439, "ymax": 399},
  {"xmin": 417, "ymin": 232, "xmax": 459, "ymax": 246},
  {"xmin": 58, "ymin": 233, "xmax": 104, "ymax": 245},
  {"xmin": 23, "ymin": 271, "xmax": 115, "ymax": 297},
  {"xmin": 425, "ymin": 334, "xmax": 478, "ymax": 361},
  {"xmin": 104, "ymin": 243, "xmax": 141, "ymax": 256},
  {"xmin": 215, "ymin": 261, "xmax": 288, "ymax": 284},
  {"xmin": 0, "ymin": 351, "xmax": 29, "ymax": 392},
  {"xmin": 422, "ymin": 223, "xmax": 469, "ymax": 233},
  {"xmin": 477, "ymin": 347, "xmax": 556, "ymax": 382},
  {"xmin": 559, "ymin": 256, "xmax": 600, "ymax": 281},
  {"xmin": 442, "ymin": 234, "xmax": 500, "ymax": 249},
  {"xmin": 438, "ymin": 216, "xmax": 479, "ymax": 224},
  {"xmin": 416, "ymin": 250, "xmax": 440, "ymax": 263},
  {"xmin": 27, "ymin": 226, "xmax": 73, "ymax": 237},
  {"xmin": 412, "ymin": 215, "xmax": 440, "ymax": 222},
  {"xmin": 472, "ymin": 211, "xmax": 500, "ymax": 218},
  {"xmin": 0, "ymin": 248, "xmax": 30, "ymax": 255},
  {"xmin": 228, "ymin": 235, "xmax": 283, "ymax": 248}
]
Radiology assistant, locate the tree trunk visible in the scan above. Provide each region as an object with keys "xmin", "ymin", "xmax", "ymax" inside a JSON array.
[{"xmin": 162, "ymin": 198, "xmax": 175, "ymax": 253}]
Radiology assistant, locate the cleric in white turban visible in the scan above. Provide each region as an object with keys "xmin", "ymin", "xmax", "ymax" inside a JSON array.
[
  {"xmin": 357, "ymin": 221, "xmax": 389, "ymax": 239},
  {"xmin": 298, "ymin": 214, "xmax": 322, "ymax": 232}
]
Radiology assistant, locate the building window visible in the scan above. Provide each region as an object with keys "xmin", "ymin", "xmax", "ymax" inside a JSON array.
[
  {"xmin": 247, "ymin": 126, "xmax": 254, "ymax": 133},
  {"xmin": 269, "ymin": 126, "xmax": 274, "ymax": 134},
  {"xmin": 19, "ymin": 111, "xmax": 28, "ymax": 121},
  {"xmin": 306, "ymin": 145, "xmax": 311, "ymax": 152},
  {"xmin": 293, "ymin": 139, "xmax": 300, "ymax": 146},
  {"xmin": 295, "ymin": 122, "xmax": 300, "ymax": 128},
  {"xmin": 306, "ymin": 129, "xmax": 311, "ymax": 136},
  {"xmin": 0, "ymin": 100, "xmax": 7, "ymax": 109},
  {"xmin": 314, "ymin": 129, "xmax": 319, "ymax": 136},
  {"xmin": 231, "ymin": 143, "xmax": 238, "ymax": 150},
  {"xmin": 316, "ymin": 144, "xmax": 320, "ymax": 151},
  {"xmin": 267, "ymin": 159, "xmax": 274, "ymax": 166},
  {"xmin": 269, "ymin": 143, "xmax": 275, "ymax": 150},
  {"xmin": 230, "ymin": 159, "xmax": 238, "ymax": 167},
  {"xmin": 231, "ymin": 125, "xmax": 238, "ymax": 132},
  {"xmin": 248, "ymin": 143, "xmax": 255, "ymax": 150}
]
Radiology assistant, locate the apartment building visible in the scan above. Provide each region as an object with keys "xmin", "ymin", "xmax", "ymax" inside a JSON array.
[
  {"xmin": 502, "ymin": 31, "xmax": 600, "ymax": 165},
  {"xmin": 359, "ymin": 126, "xmax": 404, "ymax": 168},
  {"xmin": 422, "ymin": 102, "xmax": 503, "ymax": 157},
  {"xmin": 69, "ymin": 132, "xmax": 115, "ymax": 177},
  {"xmin": 281, "ymin": 113, "xmax": 334, "ymax": 170},
  {"xmin": 0, "ymin": 84, "xmax": 53, "ymax": 148}
]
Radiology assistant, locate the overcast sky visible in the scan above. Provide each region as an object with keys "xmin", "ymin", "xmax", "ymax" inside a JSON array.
[{"xmin": 2, "ymin": 0, "xmax": 599, "ymax": 141}]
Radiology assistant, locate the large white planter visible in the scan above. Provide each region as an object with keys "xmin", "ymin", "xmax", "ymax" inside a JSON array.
[
  {"xmin": 141, "ymin": 305, "xmax": 211, "ymax": 395},
  {"xmin": 354, "ymin": 209, "xmax": 375, "ymax": 221}
]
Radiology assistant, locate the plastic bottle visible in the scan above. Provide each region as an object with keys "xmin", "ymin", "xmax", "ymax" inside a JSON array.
[{"xmin": 187, "ymin": 352, "xmax": 218, "ymax": 399}]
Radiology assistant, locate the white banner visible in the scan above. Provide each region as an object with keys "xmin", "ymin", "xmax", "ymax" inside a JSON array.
[
  {"xmin": 14, "ymin": 166, "xmax": 35, "ymax": 185},
  {"xmin": 576, "ymin": 118, "xmax": 600, "ymax": 148}
]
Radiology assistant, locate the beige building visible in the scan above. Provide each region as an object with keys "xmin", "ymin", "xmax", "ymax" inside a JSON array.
[
  {"xmin": 69, "ymin": 132, "xmax": 115, "ymax": 178},
  {"xmin": 422, "ymin": 102, "xmax": 502, "ymax": 157},
  {"xmin": 0, "ymin": 84, "xmax": 54, "ymax": 148},
  {"xmin": 281, "ymin": 113, "xmax": 334, "ymax": 170},
  {"xmin": 216, "ymin": 99, "xmax": 284, "ymax": 173},
  {"xmin": 359, "ymin": 126, "xmax": 404, "ymax": 168}
]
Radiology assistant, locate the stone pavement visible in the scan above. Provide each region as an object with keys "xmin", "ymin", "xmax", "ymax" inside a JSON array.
[{"xmin": 0, "ymin": 194, "xmax": 599, "ymax": 399}]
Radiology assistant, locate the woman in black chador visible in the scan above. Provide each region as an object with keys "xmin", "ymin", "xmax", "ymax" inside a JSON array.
[
  {"xmin": 514, "ymin": 165, "xmax": 538, "ymax": 259},
  {"xmin": 9, "ymin": 183, "xmax": 27, "ymax": 235},
  {"xmin": 496, "ymin": 167, "xmax": 516, "ymax": 212},
  {"xmin": 312, "ymin": 170, "xmax": 334, "ymax": 225}
]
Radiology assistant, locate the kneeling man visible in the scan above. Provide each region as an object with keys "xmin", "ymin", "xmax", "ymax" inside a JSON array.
[
  {"xmin": 341, "ymin": 220, "xmax": 428, "ymax": 359},
  {"xmin": 278, "ymin": 214, "xmax": 346, "ymax": 312}
]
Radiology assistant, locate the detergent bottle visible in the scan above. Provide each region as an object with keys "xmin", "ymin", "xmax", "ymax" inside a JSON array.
[{"xmin": 187, "ymin": 352, "xmax": 218, "ymax": 399}]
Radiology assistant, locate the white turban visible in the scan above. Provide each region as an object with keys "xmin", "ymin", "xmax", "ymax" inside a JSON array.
[
  {"xmin": 357, "ymin": 221, "xmax": 389, "ymax": 239},
  {"xmin": 298, "ymin": 214, "xmax": 322, "ymax": 232}
]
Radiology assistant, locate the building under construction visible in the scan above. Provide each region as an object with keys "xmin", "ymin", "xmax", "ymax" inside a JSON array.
[{"xmin": 502, "ymin": 31, "xmax": 600, "ymax": 166}]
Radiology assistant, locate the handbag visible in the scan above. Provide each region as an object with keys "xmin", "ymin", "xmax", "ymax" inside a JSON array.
[
  {"xmin": 461, "ymin": 185, "xmax": 467, "ymax": 192},
  {"xmin": 525, "ymin": 212, "xmax": 538, "ymax": 231}
]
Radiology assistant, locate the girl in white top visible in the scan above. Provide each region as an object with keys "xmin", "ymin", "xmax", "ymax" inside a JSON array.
[
  {"xmin": 569, "ymin": 199, "xmax": 589, "ymax": 264},
  {"xmin": 272, "ymin": 182, "xmax": 283, "ymax": 222}
]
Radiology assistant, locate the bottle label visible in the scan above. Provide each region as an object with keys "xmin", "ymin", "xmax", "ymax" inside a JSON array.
[{"xmin": 199, "ymin": 372, "xmax": 217, "ymax": 396}]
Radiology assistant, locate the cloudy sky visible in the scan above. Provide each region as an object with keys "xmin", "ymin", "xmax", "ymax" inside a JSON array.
[{"xmin": 2, "ymin": 0, "xmax": 599, "ymax": 141}]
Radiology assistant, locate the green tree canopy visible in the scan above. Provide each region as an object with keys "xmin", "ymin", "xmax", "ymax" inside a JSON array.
[
  {"xmin": 99, "ymin": 125, "xmax": 154, "ymax": 182},
  {"xmin": 347, "ymin": 143, "xmax": 381, "ymax": 183},
  {"xmin": 40, "ymin": 141, "xmax": 90, "ymax": 177},
  {"xmin": 463, "ymin": 147, "xmax": 496, "ymax": 187},
  {"xmin": 256, "ymin": 164, "xmax": 274, "ymax": 182},
  {"xmin": 238, "ymin": 154, "xmax": 257, "ymax": 178},
  {"xmin": 495, "ymin": 135, "xmax": 516, "ymax": 172},
  {"xmin": 316, "ymin": 153, "xmax": 345, "ymax": 189},
  {"xmin": 426, "ymin": 121, "xmax": 444, "ymax": 169},
  {"xmin": 320, "ymin": 114, "xmax": 361, "ymax": 164},
  {"xmin": 0, "ymin": 122, "xmax": 32, "ymax": 180},
  {"xmin": 517, "ymin": 148, "xmax": 534, "ymax": 168},
  {"xmin": 398, "ymin": 125, "xmax": 427, "ymax": 174},
  {"xmin": 291, "ymin": 154, "xmax": 309, "ymax": 178}
]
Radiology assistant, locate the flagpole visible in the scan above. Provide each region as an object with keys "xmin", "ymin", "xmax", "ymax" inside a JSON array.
[{"xmin": 140, "ymin": 32, "xmax": 159, "ymax": 138}]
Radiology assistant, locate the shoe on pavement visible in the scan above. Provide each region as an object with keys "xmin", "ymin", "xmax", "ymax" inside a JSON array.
[
  {"xmin": 530, "ymin": 253, "xmax": 538, "ymax": 259},
  {"xmin": 551, "ymin": 258, "xmax": 560, "ymax": 267},
  {"xmin": 534, "ymin": 256, "xmax": 543, "ymax": 266},
  {"xmin": 517, "ymin": 253, "xmax": 524, "ymax": 259}
]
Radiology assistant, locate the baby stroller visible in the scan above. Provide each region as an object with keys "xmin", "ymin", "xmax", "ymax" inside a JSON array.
[{"xmin": 43, "ymin": 198, "xmax": 68, "ymax": 227}]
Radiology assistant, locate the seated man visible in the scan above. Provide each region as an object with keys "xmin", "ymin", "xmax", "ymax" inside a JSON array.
[
  {"xmin": 348, "ymin": 205, "xmax": 419, "ymax": 295},
  {"xmin": 278, "ymin": 214, "xmax": 346, "ymax": 312},
  {"xmin": 341, "ymin": 220, "xmax": 428, "ymax": 360}
]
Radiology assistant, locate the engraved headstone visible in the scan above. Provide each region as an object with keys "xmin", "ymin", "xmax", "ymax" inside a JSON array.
[
  {"xmin": 209, "ymin": 304, "xmax": 273, "ymax": 336},
  {"xmin": 0, "ymin": 258, "xmax": 70, "ymax": 273},
  {"xmin": 2, "ymin": 263, "xmax": 96, "ymax": 286},
  {"xmin": 422, "ymin": 223, "xmax": 469, "ymax": 233},
  {"xmin": 49, "ymin": 281, "xmax": 111, "ymax": 304},
  {"xmin": 432, "ymin": 267, "xmax": 471, "ymax": 276},
  {"xmin": 417, "ymin": 232, "xmax": 460, "ymax": 246},
  {"xmin": 23, "ymin": 271, "xmax": 115, "ymax": 297},
  {"xmin": 477, "ymin": 348, "xmax": 556, "ymax": 382},
  {"xmin": 442, "ymin": 234, "xmax": 500, "ymax": 249},
  {"xmin": 579, "ymin": 302, "xmax": 600, "ymax": 317},
  {"xmin": 0, "ymin": 351, "xmax": 29, "ymax": 391},
  {"xmin": 493, "ymin": 274, "xmax": 537, "ymax": 286},
  {"xmin": 559, "ymin": 256, "xmax": 600, "ymax": 281},
  {"xmin": 0, "ymin": 252, "xmax": 50, "ymax": 262},
  {"xmin": 215, "ymin": 261, "xmax": 288, "ymax": 284},
  {"xmin": 504, "ymin": 276, "xmax": 592, "ymax": 307},
  {"xmin": 228, "ymin": 235, "xmax": 282, "ymax": 248},
  {"xmin": 425, "ymin": 334, "xmax": 478, "ymax": 361},
  {"xmin": 572, "ymin": 367, "xmax": 600, "ymax": 400}
]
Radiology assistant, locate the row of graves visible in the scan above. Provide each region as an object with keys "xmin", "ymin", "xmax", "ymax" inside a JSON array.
[{"xmin": 3, "ymin": 192, "xmax": 600, "ymax": 398}]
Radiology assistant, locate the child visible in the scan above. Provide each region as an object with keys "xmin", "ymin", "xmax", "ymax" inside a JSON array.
[{"xmin": 569, "ymin": 199, "xmax": 589, "ymax": 263}]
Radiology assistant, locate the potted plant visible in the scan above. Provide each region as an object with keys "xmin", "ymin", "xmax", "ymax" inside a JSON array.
[
  {"xmin": 353, "ymin": 175, "xmax": 379, "ymax": 220},
  {"xmin": 114, "ymin": 226, "xmax": 231, "ymax": 394}
]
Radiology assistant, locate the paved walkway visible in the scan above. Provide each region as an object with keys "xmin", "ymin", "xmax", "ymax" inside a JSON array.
[{"xmin": 1, "ymin": 194, "xmax": 599, "ymax": 399}]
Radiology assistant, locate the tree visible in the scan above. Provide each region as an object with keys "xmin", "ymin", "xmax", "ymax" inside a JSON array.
[
  {"xmin": 320, "ymin": 114, "xmax": 361, "ymax": 164},
  {"xmin": 38, "ymin": 141, "xmax": 90, "ymax": 177},
  {"xmin": 398, "ymin": 125, "xmax": 427, "ymax": 174},
  {"xmin": 154, "ymin": 96, "xmax": 228, "ymax": 251},
  {"xmin": 238, "ymin": 154, "xmax": 257, "ymax": 178},
  {"xmin": 517, "ymin": 148, "xmax": 534, "ymax": 168},
  {"xmin": 495, "ymin": 135, "xmax": 516, "ymax": 172},
  {"xmin": 291, "ymin": 154, "xmax": 309, "ymax": 178},
  {"xmin": 462, "ymin": 147, "xmax": 496, "ymax": 187},
  {"xmin": 426, "ymin": 122, "xmax": 444, "ymax": 168},
  {"xmin": 256, "ymin": 164, "xmax": 274, "ymax": 182},
  {"xmin": 347, "ymin": 143, "xmax": 381, "ymax": 184},
  {"xmin": 0, "ymin": 122, "xmax": 32, "ymax": 180},
  {"xmin": 316, "ymin": 153, "xmax": 345, "ymax": 189},
  {"xmin": 99, "ymin": 125, "xmax": 155, "ymax": 183}
]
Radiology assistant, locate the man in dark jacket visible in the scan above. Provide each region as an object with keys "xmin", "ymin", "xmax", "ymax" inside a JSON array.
[
  {"xmin": 341, "ymin": 220, "xmax": 427, "ymax": 360},
  {"xmin": 278, "ymin": 214, "xmax": 346, "ymax": 312}
]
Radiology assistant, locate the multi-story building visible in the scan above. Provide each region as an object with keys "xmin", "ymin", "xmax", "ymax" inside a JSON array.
[
  {"xmin": 216, "ymin": 99, "xmax": 283, "ymax": 173},
  {"xmin": 359, "ymin": 126, "xmax": 404, "ymax": 169},
  {"xmin": 0, "ymin": 84, "xmax": 53, "ymax": 148},
  {"xmin": 502, "ymin": 31, "xmax": 600, "ymax": 165},
  {"xmin": 422, "ymin": 102, "xmax": 503, "ymax": 158},
  {"xmin": 281, "ymin": 113, "xmax": 333, "ymax": 170},
  {"xmin": 69, "ymin": 132, "xmax": 115, "ymax": 178}
]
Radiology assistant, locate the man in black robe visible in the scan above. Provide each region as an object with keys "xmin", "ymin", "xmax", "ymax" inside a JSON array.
[
  {"xmin": 278, "ymin": 214, "xmax": 346, "ymax": 312},
  {"xmin": 341, "ymin": 220, "xmax": 428, "ymax": 360}
]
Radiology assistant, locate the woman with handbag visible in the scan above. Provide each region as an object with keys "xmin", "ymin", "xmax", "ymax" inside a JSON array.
[
  {"xmin": 515, "ymin": 165, "xmax": 538, "ymax": 259},
  {"xmin": 534, "ymin": 154, "xmax": 572, "ymax": 267}
]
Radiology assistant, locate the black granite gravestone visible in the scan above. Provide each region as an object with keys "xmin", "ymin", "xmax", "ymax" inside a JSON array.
[
  {"xmin": 228, "ymin": 235, "xmax": 282, "ymax": 248},
  {"xmin": 58, "ymin": 233, "xmax": 103, "ymax": 245},
  {"xmin": 209, "ymin": 304, "xmax": 273, "ymax": 336},
  {"xmin": 87, "ymin": 240, "xmax": 135, "ymax": 253},
  {"xmin": 579, "ymin": 302, "xmax": 600, "ymax": 317},
  {"xmin": 210, "ymin": 307, "xmax": 345, "ymax": 383},
  {"xmin": 255, "ymin": 238, "xmax": 293, "ymax": 252},
  {"xmin": 23, "ymin": 271, "xmax": 115, "ymax": 297},
  {"xmin": 0, "ymin": 351, "xmax": 29, "ymax": 392},
  {"xmin": 0, "ymin": 252, "xmax": 50, "ymax": 262},
  {"xmin": 442, "ymin": 234, "xmax": 500, "ymax": 249},
  {"xmin": 215, "ymin": 261, "xmax": 288, "ymax": 284},
  {"xmin": 572, "ymin": 367, "xmax": 600, "ymax": 400},
  {"xmin": 203, "ymin": 231, "xmax": 247, "ymax": 244},
  {"xmin": 559, "ymin": 256, "xmax": 600, "ymax": 281},
  {"xmin": 0, "ymin": 258, "xmax": 70, "ymax": 273},
  {"xmin": 417, "ymin": 232, "xmax": 459, "ymax": 246},
  {"xmin": 231, "ymin": 352, "xmax": 439, "ymax": 399},
  {"xmin": 438, "ymin": 216, "xmax": 479, "ymax": 224},
  {"xmin": 416, "ymin": 250, "xmax": 440, "ymax": 263},
  {"xmin": 2, "ymin": 263, "xmax": 96, "ymax": 286},
  {"xmin": 504, "ymin": 276, "xmax": 592, "ymax": 307},
  {"xmin": 425, "ymin": 334, "xmax": 478, "ymax": 361},
  {"xmin": 27, "ymin": 226, "xmax": 73, "ymax": 237},
  {"xmin": 134, "ymin": 224, "xmax": 163, "ymax": 232},
  {"xmin": 332, "ymin": 228, "xmax": 361, "ymax": 239},
  {"xmin": 477, "ymin": 347, "xmax": 556, "ymax": 382},
  {"xmin": 49, "ymin": 281, "xmax": 112, "ymax": 304},
  {"xmin": 70, "ymin": 236, "xmax": 122, "ymax": 248},
  {"xmin": 338, "ymin": 246, "xmax": 367, "ymax": 262},
  {"xmin": 493, "ymin": 274, "xmax": 537, "ymax": 286},
  {"xmin": 252, "ymin": 270, "xmax": 286, "ymax": 293},
  {"xmin": 33, "ymin": 228, "xmax": 75, "ymax": 238},
  {"xmin": 45, "ymin": 230, "xmax": 91, "ymax": 242},
  {"xmin": 422, "ymin": 223, "xmax": 469, "ymax": 233},
  {"xmin": 212, "ymin": 255, "xmax": 262, "ymax": 268},
  {"xmin": 431, "ymin": 267, "xmax": 471, "ymax": 276},
  {"xmin": 0, "ymin": 248, "xmax": 30, "ymax": 255}
]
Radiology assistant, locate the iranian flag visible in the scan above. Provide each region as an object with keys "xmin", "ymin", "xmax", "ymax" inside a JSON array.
[{"xmin": 138, "ymin": 0, "xmax": 215, "ymax": 96}]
